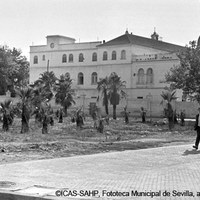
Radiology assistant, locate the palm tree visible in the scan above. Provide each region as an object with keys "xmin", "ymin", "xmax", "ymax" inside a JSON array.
[
  {"xmin": 39, "ymin": 102, "xmax": 53, "ymax": 134},
  {"xmin": 15, "ymin": 87, "xmax": 34, "ymax": 133},
  {"xmin": 32, "ymin": 85, "xmax": 52, "ymax": 124},
  {"xmin": 97, "ymin": 77, "xmax": 109, "ymax": 115},
  {"xmin": 32, "ymin": 85, "xmax": 49, "ymax": 108},
  {"xmin": 34, "ymin": 71, "xmax": 57, "ymax": 101},
  {"xmin": 0, "ymin": 100, "xmax": 14, "ymax": 131},
  {"xmin": 108, "ymin": 72, "xmax": 127, "ymax": 119},
  {"xmin": 54, "ymin": 74, "xmax": 75, "ymax": 116},
  {"xmin": 161, "ymin": 88, "xmax": 177, "ymax": 130}
]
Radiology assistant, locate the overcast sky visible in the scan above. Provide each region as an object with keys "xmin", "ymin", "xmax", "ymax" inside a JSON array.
[{"xmin": 0, "ymin": 0, "xmax": 200, "ymax": 60}]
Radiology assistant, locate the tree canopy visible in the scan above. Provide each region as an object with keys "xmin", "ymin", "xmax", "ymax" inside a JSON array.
[
  {"xmin": 97, "ymin": 72, "xmax": 127, "ymax": 119},
  {"xmin": 54, "ymin": 74, "xmax": 75, "ymax": 115},
  {"xmin": 165, "ymin": 41, "xmax": 200, "ymax": 102},
  {"xmin": 34, "ymin": 71, "xmax": 57, "ymax": 102},
  {"xmin": 0, "ymin": 46, "xmax": 29, "ymax": 95}
]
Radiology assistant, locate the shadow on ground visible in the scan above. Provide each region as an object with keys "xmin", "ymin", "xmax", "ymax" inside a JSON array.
[{"xmin": 182, "ymin": 149, "xmax": 200, "ymax": 156}]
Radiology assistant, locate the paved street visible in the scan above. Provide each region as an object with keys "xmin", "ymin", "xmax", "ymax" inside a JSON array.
[{"xmin": 0, "ymin": 144, "xmax": 200, "ymax": 200}]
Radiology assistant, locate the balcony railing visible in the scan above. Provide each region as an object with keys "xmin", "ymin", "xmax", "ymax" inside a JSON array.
[{"xmin": 132, "ymin": 53, "xmax": 178, "ymax": 62}]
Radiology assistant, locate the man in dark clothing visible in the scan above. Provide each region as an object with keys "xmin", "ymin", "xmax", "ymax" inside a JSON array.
[
  {"xmin": 193, "ymin": 108, "xmax": 200, "ymax": 150},
  {"xmin": 180, "ymin": 110, "xmax": 185, "ymax": 126},
  {"xmin": 141, "ymin": 107, "xmax": 146, "ymax": 123}
]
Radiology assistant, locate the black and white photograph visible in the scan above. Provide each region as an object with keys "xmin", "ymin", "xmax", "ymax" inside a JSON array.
[{"xmin": 0, "ymin": 0, "xmax": 200, "ymax": 199}]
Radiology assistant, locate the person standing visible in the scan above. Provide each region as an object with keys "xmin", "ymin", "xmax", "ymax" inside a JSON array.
[
  {"xmin": 193, "ymin": 108, "xmax": 200, "ymax": 150},
  {"xmin": 180, "ymin": 110, "xmax": 185, "ymax": 126},
  {"xmin": 141, "ymin": 107, "xmax": 146, "ymax": 123},
  {"xmin": 58, "ymin": 108, "xmax": 63, "ymax": 123},
  {"xmin": 124, "ymin": 106, "xmax": 129, "ymax": 124},
  {"xmin": 92, "ymin": 110, "xmax": 97, "ymax": 129}
]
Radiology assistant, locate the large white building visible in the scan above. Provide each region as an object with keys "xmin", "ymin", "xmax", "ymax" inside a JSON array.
[{"xmin": 30, "ymin": 30, "xmax": 185, "ymax": 114}]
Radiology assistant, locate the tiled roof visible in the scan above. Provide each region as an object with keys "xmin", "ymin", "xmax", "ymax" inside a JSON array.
[{"xmin": 98, "ymin": 33, "xmax": 185, "ymax": 52}]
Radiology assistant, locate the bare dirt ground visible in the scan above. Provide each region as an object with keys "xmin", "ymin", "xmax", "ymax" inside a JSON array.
[{"xmin": 0, "ymin": 117, "xmax": 196, "ymax": 165}]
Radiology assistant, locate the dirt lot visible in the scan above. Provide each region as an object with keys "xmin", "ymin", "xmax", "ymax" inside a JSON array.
[{"xmin": 0, "ymin": 116, "xmax": 196, "ymax": 165}]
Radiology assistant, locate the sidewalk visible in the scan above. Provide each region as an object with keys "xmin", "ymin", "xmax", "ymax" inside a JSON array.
[{"xmin": 0, "ymin": 143, "xmax": 200, "ymax": 200}]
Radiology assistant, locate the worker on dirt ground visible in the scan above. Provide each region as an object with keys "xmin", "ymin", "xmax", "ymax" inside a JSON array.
[
  {"xmin": 180, "ymin": 110, "xmax": 186, "ymax": 126},
  {"xmin": 140, "ymin": 107, "xmax": 146, "ymax": 123}
]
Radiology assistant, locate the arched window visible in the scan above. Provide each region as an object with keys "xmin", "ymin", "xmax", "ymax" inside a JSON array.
[
  {"xmin": 92, "ymin": 52, "xmax": 97, "ymax": 61},
  {"xmin": 112, "ymin": 51, "xmax": 117, "ymax": 60},
  {"xmin": 42, "ymin": 55, "xmax": 45, "ymax": 61},
  {"xmin": 62, "ymin": 54, "xmax": 67, "ymax": 63},
  {"xmin": 79, "ymin": 53, "xmax": 84, "ymax": 62},
  {"xmin": 69, "ymin": 54, "xmax": 73, "ymax": 62},
  {"xmin": 33, "ymin": 56, "xmax": 38, "ymax": 64},
  {"xmin": 91, "ymin": 72, "xmax": 98, "ymax": 85},
  {"xmin": 78, "ymin": 72, "xmax": 84, "ymax": 85},
  {"xmin": 121, "ymin": 50, "xmax": 126, "ymax": 60},
  {"xmin": 146, "ymin": 68, "xmax": 153, "ymax": 84},
  {"xmin": 103, "ymin": 51, "xmax": 108, "ymax": 60},
  {"xmin": 137, "ymin": 68, "xmax": 145, "ymax": 84}
]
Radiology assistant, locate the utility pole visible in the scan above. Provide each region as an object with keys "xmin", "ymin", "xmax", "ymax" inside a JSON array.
[{"xmin": 47, "ymin": 60, "xmax": 49, "ymax": 72}]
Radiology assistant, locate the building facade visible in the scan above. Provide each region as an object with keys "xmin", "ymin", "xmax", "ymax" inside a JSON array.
[{"xmin": 30, "ymin": 31, "xmax": 185, "ymax": 115}]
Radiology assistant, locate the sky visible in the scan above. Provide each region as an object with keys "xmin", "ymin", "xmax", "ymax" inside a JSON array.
[{"xmin": 0, "ymin": 0, "xmax": 200, "ymax": 60}]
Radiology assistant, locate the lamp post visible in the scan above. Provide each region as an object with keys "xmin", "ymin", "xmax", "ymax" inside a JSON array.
[{"xmin": 47, "ymin": 60, "xmax": 50, "ymax": 72}]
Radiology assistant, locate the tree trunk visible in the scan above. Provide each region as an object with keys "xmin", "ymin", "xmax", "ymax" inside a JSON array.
[
  {"xmin": 3, "ymin": 114, "xmax": 9, "ymax": 131},
  {"xmin": 64, "ymin": 106, "xmax": 68, "ymax": 116},
  {"xmin": 167, "ymin": 103, "xmax": 174, "ymax": 130},
  {"xmin": 21, "ymin": 117, "xmax": 29, "ymax": 133},
  {"xmin": 168, "ymin": 117, "xmax": 174, "ymax": 130},
  {"xmin": 42, "ymin": 116, "xmax": 48, "ymax": 134},
  {"xmin": 21, "ymin": 107, "xmax": 29, "ymax": 133},
  {"xmin": 105, "ymin": 103, "xmax": 109, "ymax": 115},
  {"xmin": 113, "ymin": 104, "xmax": 117, "ymax": 119},
  {"xmin": 103, "ymin": 90, "xmax": 109, "ymax": 115}
]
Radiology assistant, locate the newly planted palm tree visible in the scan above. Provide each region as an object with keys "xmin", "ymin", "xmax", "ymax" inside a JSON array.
[
  {"xmin": 161, "ymin": 88, "xmax": 177, "ymax": 130},
  {"xmin": 32, "ymin": 85, "xmax": 52, "ymax": 124},
  {"xmin": 108, "ymin": 72, "xmax": 127, "ymax": 119},
  {"xmin": 54, "ymin": 74, "xmax": 75, "ymax": 116},
  {"xmin": 15, "ymin": 87, "xmax": 34, "ymax": 133},
  {"xmin": 97, "ymin": 77, "xmax": 109, "ymax": 115},
  {"xmin": 39, "ymin": 102, "xmax": 53, "ymax": 134},
  {"xmin": 0, "ymin": 99, "xmax": 14, "ymax": 131}
]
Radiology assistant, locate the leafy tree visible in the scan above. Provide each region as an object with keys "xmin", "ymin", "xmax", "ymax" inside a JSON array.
[
  {"xmin": 97, "ymin": 77, "xmax": 109, "ymax": 115},
  {"xmin": 15, "ymin": 87, "xmax": 34, "ymax": 133},
  {"xmin": 0, "ymin": 46, "xmax": 29, "ymax": 95},
  {"xmin": 108, "ymin": 72, "xmax": 127, "ymax": 119},
  {"xmin": 54, "ymin": 74, "xmax": 75, "ymax": 116},
  {"xmin": 0, "ymin": 100, "xmax": 14, "ymax": 131},
  {"xmin": 34, "ymin": 71, "xmax": 57, "ymax": 101},
  {"xmin": 165, "ymin": 40, "xmax": 200, "ymax": 102},
  {"xmin": 161, "ymin": 88, "xmax": 177, "ymax": 130}
]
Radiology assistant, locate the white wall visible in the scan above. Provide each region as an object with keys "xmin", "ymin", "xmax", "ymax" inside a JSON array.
[{"xmin": 29, "ymin": 35, "xmax": 182, "ymax": 103}]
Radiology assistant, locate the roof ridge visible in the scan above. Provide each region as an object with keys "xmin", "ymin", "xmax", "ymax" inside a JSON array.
[
  {"xmin": 98, "ymin": 33, "xmax": 185, "ymax": 52},
  {"xmin": 128, "ymin": 33, "xmax": 183, "ymax": 47}
]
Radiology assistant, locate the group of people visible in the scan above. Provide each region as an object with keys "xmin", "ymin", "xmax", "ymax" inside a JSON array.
[{"xmin": 122, "ymin": 106, "xmax": 146, "ymax": 124}]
